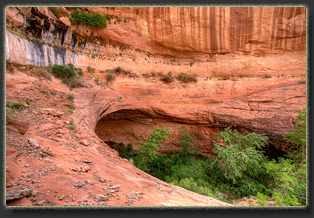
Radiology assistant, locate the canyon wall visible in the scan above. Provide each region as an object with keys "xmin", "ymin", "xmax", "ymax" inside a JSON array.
[
  {"xmin": 6, "ymin": 6, "xmax": 306, "ymax": 65},
  {"xmin": 5, "ymin": 6, "xmax": 307, "ymax": 158},
  {"xmin": 87, "ymin": 7, "xmax": 307, "ymax": 56}
]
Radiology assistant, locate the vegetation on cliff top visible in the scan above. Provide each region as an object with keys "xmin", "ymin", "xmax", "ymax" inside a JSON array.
[{"xmin": 70, "ymin": 8, "xmax": 107, "ymax": 29}]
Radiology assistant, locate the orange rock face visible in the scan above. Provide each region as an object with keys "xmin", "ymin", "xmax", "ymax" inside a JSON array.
[
  {"xmin": 5, "ymin": 6, "xmax": 307, "ymax": 207},
  {"xmin": 85, "ymin": 7, "xmax": 307, "ymax": 56}
]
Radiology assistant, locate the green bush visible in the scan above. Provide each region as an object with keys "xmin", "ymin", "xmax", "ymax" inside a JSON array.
[
  {"xmin": 69, "ymin": 104, "xmax": 76, "ymax": 110},
  {"xmin": 283, "ymin": 108, "xmax": 306, "ymax": 164},
  {"xmin": 174, "ymin": 177, "xmax": 214, "ymax": 198},
  {"xmin": 66, "ymin": 93, "xmax": 75, "ymax": 101},
  {"xmin": 264, "ymin": 158, "xmax": 306, "ymax": 206},
  {"xmin": 51, "ymin": 64, "xmax": 83, "ymax": 88},
  {"xmin": 159, "ymin": 72, "xmax": 174, "ymax": 84},
  {"xmin": 136, "ymin": 127, "xmax": 170, "ymax": 172},
  {"xmin": 178, "ymin": 126, "xmax": 199, "ymax": 164},
  {"xmin": 76, "ymin": 67, "xmax": 84, "ymax": 76},
  {"xmin": 87, "ymin": 66, "xmax": 95, "ymax": 73},
  {"xmin": 11, "ymin": 103, "xmax": 26, "ymax": 110},
  {"xmin": 213, "ymin": 127, "xmax": 269, "ymax": 184},
  {"xmin": 106, "ymin": 73, "xmax": 115, "ymax": 83},
  {"xmin": 170, "ymin": 159, "xmax": 210, "ymax": 182},
  {"xmin": 119, "ymin": 143, "xmax": 134, "ymax": 159},
  {"xmin": 176, "ymin": 72, "xmax": 197, "ymax": 83},
  {"xmin": 69, "ymin": 120, "xmax": 76, "ymax": 129},
  {"xmin": 70, "ymin": 8, "xmax": 107, "ymax": 29},
  {"xmin": 52, "ymin": 65, "xmax": 75, "ymax": 79}
]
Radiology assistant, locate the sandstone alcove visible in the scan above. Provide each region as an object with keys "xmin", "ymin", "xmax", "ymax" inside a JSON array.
[
  {"xmin": 94, "ymin": 107, "xmax": 289, "ymax": 160},
  {"xmin": 94, "ymin": 108, "xmax": 227, "ymax": 157}
]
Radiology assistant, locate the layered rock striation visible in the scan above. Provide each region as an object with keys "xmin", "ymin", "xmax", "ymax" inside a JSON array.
[
  {"xmin": 87, "ymin": 7, "xmax": 307, "ymax": 56},
  {"xmin": 5, "ymin": 6, "xmax": 307, "ymax": 158}
]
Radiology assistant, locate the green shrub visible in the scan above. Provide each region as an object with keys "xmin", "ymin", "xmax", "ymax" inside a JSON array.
[
  {"xmin": 75, "ymin": 67, "xmax": 84, "ymax": 76},
  {"xmin": 176, "ymin": 72, "xmax": 197, "ymax": 83},
  {"xmin": 159, "ymin": 72, "xmax": 174, "ymax": 84},
  {"xmin": 69, "ymin": 120, "xmax": 76, "ymax": 129},
  {"xmin": 95, "ymin": 77, "xmax": 100, "ymax": 83},
  {"xmin": 170, "ymin": 159, "xmax": 210, "ymax": 182},
  {"xmin": 178, "ymin": 126, "xmax": 199, "ymax": 164},
  {"xmin": 283, "ymin": 108, "xmax": 306, "ymax": 164},
  {"xmin": 87, "ymin": 66, "xmax": 95, "ymax": 73},
  {"xmin": 11, "ymin": 103, "xmax": 26, "ymax": 110},
  {"xmin": 106, "ymin": 73, "xmax": 115, "ymax": 83},
  {"xmin": 70, "ymin": 8, "xmax": 107, "ymax": 29},
  {"xmin": 66, "ymin": 93, "xmax": 75, "ymax": 101},
  {"xmin": 64, "ymin": 109, "xmax": 74, "ymax": 115},
  {"xmin": 119, "ymin": 143, "xmax": 134, "ymax": 159},
  {"xmin": 25, "ymin": 99, "xmax": 30, "ymax": 105},
  {"xmin": 175, "ymin": 177, "xmax": 214, "ymax": 198},
  {"xmin": 256, "ymin": 192, "xmax": 269, "ymax": 206},
  {"xmin": 51, "ymin": 64, "xmax": 84, "ymax": 88},
  {"xmin": 136, "ymin": 127, "xmax": 170, "ymax": 172},
  {"xmin": 264, "ymin": 158, "xmax": 306, "ymax": 206},
  {"xmin": 69, "ymin": 104, "xmax": 76, "ymax": 110},
  {"xmin": 213, "ymin": 127, "xmax": 269, "ymax": 184},
  {"xmin": 52, "ymin": 65, "xmax": 75, "ymax": 79}
]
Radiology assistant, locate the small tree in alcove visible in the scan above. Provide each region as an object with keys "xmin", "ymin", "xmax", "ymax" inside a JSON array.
[
  {"xmin": 136, "ymin": 127, "xmax": 170, "ymax": 172},
  {"xmin": 212, "ymin": 127, "xmax": 270, "ymax": 197},
  {"xmin": 213, "ymin": 127, "xmax": 269, "ymax": 184}
]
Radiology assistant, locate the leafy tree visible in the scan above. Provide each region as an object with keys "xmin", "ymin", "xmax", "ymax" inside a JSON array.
[
  {"xmin": 178, "ymin": 125, "xmax": 199, "ymax": 163},
  {"xmin": 136, "ymin": 127, "xmax": 170, "ymax": 171},
  {"xmin": 213, "ymin": 127, "xmax": 269, "ymax": 184},
  {"xmin": 264, "ymin": 158, "xmax": 306, "ymax": 206},
  {"xmin": 283, "ymin": 108, "xmax": 306, "ymax": 164}
]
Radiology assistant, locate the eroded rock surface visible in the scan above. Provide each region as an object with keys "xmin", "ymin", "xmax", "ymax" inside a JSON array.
[{"xmin": 5, "ymin": 6, "xmax": 306, "ymax": 207}]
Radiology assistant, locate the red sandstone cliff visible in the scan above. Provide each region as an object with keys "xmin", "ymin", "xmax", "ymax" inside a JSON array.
[
  {"xmin": 84, "ymin": 7, "xmax": 306, "ymax": 56},
  {"xmin": 5, "ymin": 6, "xmax": 307, "ymax": 207}
]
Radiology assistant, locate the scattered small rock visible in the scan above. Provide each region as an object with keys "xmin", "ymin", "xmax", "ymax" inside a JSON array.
[
  {"xmin": 94, "ymin": 194, "xmax": 109, "ymax": 202},
  {"xmin": 73, "ymin": 181, "xmax": 85, "ymax": 189},
  {"xmin": 6, "ymin": 187, "xmax": 37, "ymax": 201},
  {"xmin": 28, "ymin": 137, "xmax": 39, "ymax": 148},
  {"xmin": 70, "ymin": 165, "xmax": 90, "ymax": 173},
  {"xmin": 80, "ymin": 139, "xmax": 90, "ymax": 146},
  {"xmin": 94, "ymin": 174, "xmax": 107, "ymax": 183},
  {"xmin": 64, "ymin": 203, "xmax": 76, "ymax": 206},
  {"xmin": 58, "ymin": 195, "xmax": 65, "ymax": 200},
  {"xmin": 125, "ymin": 192, "xmax": 144, "ymax": 205},
  {"xmin": 85, "ymin": 180, "xmax": 94, "ymax": 185}
]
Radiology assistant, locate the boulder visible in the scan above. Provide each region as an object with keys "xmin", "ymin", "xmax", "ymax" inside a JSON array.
[{"xmin": 6, "ymin": 118, "xmax": 29, "ymax": 135}]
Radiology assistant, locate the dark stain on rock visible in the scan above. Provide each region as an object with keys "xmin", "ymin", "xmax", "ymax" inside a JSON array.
[{"xmin": 52, "ymin": 21, "xmax": 69, "ymax": 45}]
